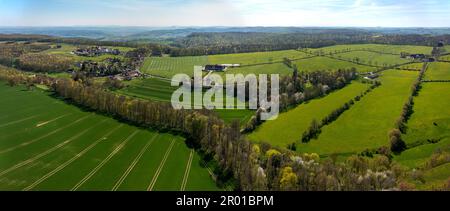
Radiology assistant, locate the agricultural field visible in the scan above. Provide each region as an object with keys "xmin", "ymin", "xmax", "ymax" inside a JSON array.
[
  {"xmin": 208, "ymin": 50, "xmax": 309, "ymax": 65},
  {"xmin": 296, "ymin": 70, "xmax": 418, "ymax": 156},
  {"xmin": 140, "ymin": 44, "xmax": 433, "ymax": 79},
  {"xmin": 141, "ymin": 56, "xmax": 209, "ymax": 78},
  {"xmin": 394, "ymin": 83, "xmax": 450, "ymax": 176},
  {"xmin": 397, "ymin": 62, "xmax": 424, "ymax": 70},
  {"xmin": 309, "ymin": 44, "xmax": 433, "ymax": 55},
  {"xmin": 332, "ymin": 51, "xmax": 411, "ymax": 66},
  {"xmin": 117, "ymin": 77, "xmax": 255, "ymax": 124},
  {"xmin": 221, "ymin": 63, "xmax": 293, "ymax": 76},
  {"xmin": 248, "ymin": 82, "xmax": 370, "ymax": 147},
  {"xmin": 424, "ymin": 62, "xmax": 450, "ymax": 80},
  {"xmin": 440, "ymin": 55, "xmax": 450, "ymax": 61},
  {"xmin": 0, "ymin": 83, "xmax": 218, "ymax": 191},
  {"xmin": 292, "ymin": 56, "xmax": 376, "ymax": 73}
]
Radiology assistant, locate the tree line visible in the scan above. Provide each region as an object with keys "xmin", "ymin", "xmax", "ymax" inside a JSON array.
[
  {"xmin": 244, "ymin": 67, "xmax": 358, "ymax": 133},
  {"xmin": 390, "ymin": 63, "xmax": 428, "ymax": 154},
  {"xmin": 0, "ymin": 65, "xmax": 408, "ymax": 191},
  {"xmin": 302, "ymin": 80, "xmax": 381, "ymax": 144}
]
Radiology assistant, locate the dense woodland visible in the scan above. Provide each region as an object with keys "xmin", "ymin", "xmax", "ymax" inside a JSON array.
[{"xmin": 1, "ymin": 65, "xmax": 419, "ymax": 191}]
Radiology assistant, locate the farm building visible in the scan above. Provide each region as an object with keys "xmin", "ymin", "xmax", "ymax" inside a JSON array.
[
  {"xmin": 203, "ymin": 64, "xmax": 240, "ymax": 72},
  {"xmin": 364, "ymin": 72, "xmax": 379, "ymax": 80},
  {"xmin": 73, "ymin": 46, "xmax": 120, "ymax": 57},
  {"xmin": 408, "ymin": 54, "xmax": 426, "ymax": 60}
]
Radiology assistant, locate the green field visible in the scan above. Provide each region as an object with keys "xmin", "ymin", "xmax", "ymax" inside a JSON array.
[
  {"xmin": 141, "ymin": 45, "xmax": 432, "ymax": 79},
  {"xmin": 248, "ymin": 82, "xmax": 370, "ymax": 147},
  {"xmin": 117, "ymin": 77, "xmax": 255, "ymax": 124},
  {"xmin": 292, "ymin": 56, "xmax": 376, "ymax": 73},
  {"xmin": 398, "ymin": 62, "xmax": 424, "ymax": 70},
  {"xmin": 296, "ymin": 70, "xmax": 418, "ymax": 156},
  {"xmin": 440, "ymin": 55, "xmax": 450, "ymax": 61},
  {"xmin": 394, "ymin": 83, "xmax": 450, "ymax": 172},
  {"xmin": 208, "ymin": 50, "xmax": 309, "ymax": 65},
  {"xmin": 141, "ymin": 50, "xmax": 310, "ymax": 78},
  {"xmin": 0, "ymin": 83, "xmax": 218, "ymax": 191},
  {"xmin": 332, "ymin": 51, "xmax": 411, "ymax": 66},
  {"xmin": 424, "ymin": 62, "xmax": 450, "ymax": 80},
  {"xmin": 309, "ymin": 44, "xmax": 433, "ymax": 55},
  {"xmin": 142, "ymin": 56, "xmax": 209, "ymax": 78},
  {"xmin": 222, "ymin": 63, "xmax": 293, "ymax": 76}
]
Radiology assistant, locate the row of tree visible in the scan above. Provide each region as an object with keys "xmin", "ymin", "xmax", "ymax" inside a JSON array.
[
  {"xmin": 391, "ymin": 64, "xmax": 428, "ymax": 154},
  {"xmin": 301, "ymin": 81, "xmax": 381, "ymax": 143},
  {"xmin": 244, "ymin": 67, "xmax": 358, "ymax": 133},
  {"xmin": 0, "ymin": 65, "xmax": 403, "ymax": 190}
]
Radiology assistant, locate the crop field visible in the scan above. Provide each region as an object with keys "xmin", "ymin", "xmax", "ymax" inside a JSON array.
[
  {"xmin": 424, "ymin": 62, "xmax": 450, "ymax": 80},
  {"xmin": 141, "ymin": 56, "xmax": 209, "ymax": 78},
  {"xmin": 440, "ymin": 55, "xmax": 450, "ymax": 61},
  {"xmin": 296, "ymin": 70, "xmax": 418, "ymax": 156},
  {"xmin": 117, "ymin": 77, "xmax": 255, "ymax": 124},
  {"xmin": 292, "ymin": 56, "xmax": 376, "ymax": 73},
  {"xmin": 310, "ymin": 44, "xmax": 433, "ymax": 55},
  {"xmin": 332, "ymin": 51, "xmax": 411, "ymax": 66},
  {"xmin": 208, "ymin": 50, "xmax": 310, "ymax": 65},
  {"xmin": 117, "ymin": 77, "xmax": 177, "ymax": 102},
  {"xmin": 221, "ymin": 63, "xmax": 293, "ymax": 76},
  {"xmin": 0, "ymin": 83, "xmax": 218, "ymax": 191},
  {"xmin": 248, "ymin": 82, "xmax": 370, "ymax": 147},
  {"xmin": 141, "ymin": 45, "xmax": 432, "ymax": 79}
]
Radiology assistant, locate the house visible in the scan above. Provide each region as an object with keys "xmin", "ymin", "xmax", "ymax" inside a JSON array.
[
  {"xmin": 202, "ymin": 64, "xmax": 240, "ymax": 72},
  {"xmin": 73, "ymin": 46, "xmax": 121, "ymax": 57},
  {"xmin": 409, "ymin": 54, "xmax": 426, "ymax": 60},
  {"xmin": 364, "ymin": 72, "xmax": 379, "ymax": 80},
  {"xmin": 203, "ymin": 65, "xmax": 227, "ymax": 72}
]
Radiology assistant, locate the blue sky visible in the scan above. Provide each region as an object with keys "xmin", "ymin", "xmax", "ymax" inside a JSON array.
[{"xmin": 0, "ymin": 0, "xmax": 449, "ymax": 27}]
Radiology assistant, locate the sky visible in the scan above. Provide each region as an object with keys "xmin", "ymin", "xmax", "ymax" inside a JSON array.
[{"xmin": 0, "ymin": 0, "xmax": 449, "ymax": 27}]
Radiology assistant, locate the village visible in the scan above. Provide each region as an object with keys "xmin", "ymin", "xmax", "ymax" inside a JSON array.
[{"xmin": 72, "ymin": 46, "xmax": 121, "ymax": 57}]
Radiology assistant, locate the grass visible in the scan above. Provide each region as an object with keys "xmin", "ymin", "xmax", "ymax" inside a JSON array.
[
  {"xmin": 117, "ymin": 77, "xmax": 255, "ymax": 125},
  {"xmin": 142, "ymin": 56, "xmax": 209, "ymax": 78},
  {"xmin": 332, "ymin": 51, "xmax": 411, "ymax": 66},
  {"xmin": 440, "ymin": 55, "xmax": 450, "ymax": 61},
  {"xmin": 424, "ymin": 62, "xmax": 450, "ymax": 80},
  {"xmin": 208, "ymin": 50, "xmax": 309, "ymax": 65},
  {"xmin": 141, "ymin": 50, "xmax": 309, "ymax": 78},
  {"xmin": 416, "ymin": 163, "xmax": 450, "ymax": 190},
  {"xmin": 0, "ymin": 83, "xmax": 219, "ymax": 191},
  {"xmin": 394, "ymin": 83, "xmax": 450, "ymax": 171},
  {"xmin": 394, "ymin": 138, "xmax": 449, "ymax": 169},
  {"xmin": 403, "ymin": 83, "xmax": 450, "ymax": 145},
  {"xmin": 292, "ymin": 56, "xmax": 376, "ymax": 73},
  {"xmin": 221, "ymin": 63, "xmax": 293, "ymax": 76},
  {"xmin": 398, "ymin": 62, "xmax": 424, "ymax": 70},
  {"xmin": 248, "ymin": 81, "xmax": 370, "ymax": 148},
  {"xmin": 297, "ymin": 70, "xmax": 418, "ymax": 156},
  {"xmin": 309, "ymin": 44, "xmax": 433, "ymax": 55}
]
